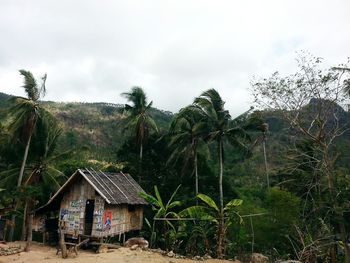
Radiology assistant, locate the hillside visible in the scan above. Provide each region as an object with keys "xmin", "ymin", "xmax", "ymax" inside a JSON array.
[
  {"xmin": 1, "ymin": 91, "xmax": 349, "ymax": 169},
  {"xmin": 0, "ymin": 92, "xmax": 173, "ymax": 161}
]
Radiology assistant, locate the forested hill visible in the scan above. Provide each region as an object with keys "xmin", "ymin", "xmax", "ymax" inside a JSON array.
[
  {"xmin": 1, "ymin": 91, "xmax": 350, "ymax": 168},
  {"xmin": 0, "ymin": 92, "xmax": 173, "ymax": 162}
]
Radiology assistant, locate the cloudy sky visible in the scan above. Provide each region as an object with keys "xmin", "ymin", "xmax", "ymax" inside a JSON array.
[{"xmin": 0, "ymin": 0, "xmax": 349, "ymax": 115}]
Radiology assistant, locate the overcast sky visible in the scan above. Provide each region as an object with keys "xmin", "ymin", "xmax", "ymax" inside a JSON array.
[{"xmin": 0, "ymin": 0, "xmax": 349, "ymax": 116}]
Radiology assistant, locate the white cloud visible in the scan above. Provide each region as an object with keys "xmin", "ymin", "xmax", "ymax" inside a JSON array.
[{"xmin": 0, "ymin": 0, "xmax": 349, "ymax": 115}]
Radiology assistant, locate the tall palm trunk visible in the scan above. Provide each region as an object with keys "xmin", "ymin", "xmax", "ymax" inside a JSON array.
[
  {"xmin": 138, "ymin": 142, "xmax": 143, "ymax": 183},
  {"xmin": 18, "ymin": 131, "xmax": 33, "ymax": 187},
  {"xmin": 194, "ymin": 151, "xmax": 198, "ymax": 205},
  {"xmin": 24, "ymin": 199, "xmax": 34, "ymax": 252},
  {"xmin": 217, "ymin": 139, "xmax": 225, "ymax": 258},
  {"xmin": 218, "ymin": 139, "xmax": 224, "ymax": 212},
  {"xmin": 9, "ymin": 131, "xmax": 34, "ymax": 241},
  {"xmin": 20, "ymin": 201, "xmax": 28, "ymax": 241},
  {"xmin": 217, "ymin": 215, "xmax": 225, "ymax": 258}
]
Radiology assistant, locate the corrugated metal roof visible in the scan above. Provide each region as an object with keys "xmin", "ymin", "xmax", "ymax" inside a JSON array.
[
  {"xmin": 80, "ymin": 168, "xmax": 147, "ymax": 205},
  {"xmin": 36, "ymin": 169, "xmax": 147, "ymax": 212}
]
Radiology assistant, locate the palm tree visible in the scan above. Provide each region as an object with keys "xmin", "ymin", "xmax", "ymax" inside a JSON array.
[
  {"xmin": 121, "ymin": 87, "xmax": 158, "ymax": 182},
  {"xmin": 22, "ymin": 111, "xmax": 66, "ymax": 251},
  {"xmin": 9, "ymin": 70, "xmax": 47, "ymax": 188},
  {"xmin": 6, "ymin": 70, "xmax": 47, "ymax": 241},
  {"xmin": 194, "ymin": 89, "xmax": 250, "ymax": 211},
  {"xmin": 194, "ymin": 89, "xmax": 252, "ymax": 257},
  {"xmin": 168, "ymin": 106, "xmax": 209, "ymax": 202},
  {"xmin": 0, "ymin": 109, "xmax": 66, "ymax": 246}
]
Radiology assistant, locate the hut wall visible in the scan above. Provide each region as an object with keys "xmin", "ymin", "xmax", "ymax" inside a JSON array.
[
  {"xmin": 91, "ymin": 204, "xmax": 143, "ymax": 237},
  {"xmin": 59, "ymin": 177, "xmax": 96, "ymax": 236}
]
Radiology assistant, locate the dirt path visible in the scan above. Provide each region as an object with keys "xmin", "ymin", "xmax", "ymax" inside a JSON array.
[{"xmin": 0, "ymin": 242, "xmax": 240, "ymax": 263}]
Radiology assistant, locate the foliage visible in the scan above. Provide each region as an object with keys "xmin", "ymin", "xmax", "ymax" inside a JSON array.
[
  {"xmin": 180, "ymin": 194, "xmax": 243, "ymax": 258},
  {"xmin": 168, "ymin": 106, "xmax": 210, "ymax": 198},
  {"xmin": 252, "ymin": 53, "xmax": 350, "ymax": 262},
  {"xmin": 139, "ymin": 185, "xmax": 182, "ymax": 250}
]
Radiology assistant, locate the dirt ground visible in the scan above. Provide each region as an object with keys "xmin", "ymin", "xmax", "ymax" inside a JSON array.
[{"xmin": 0, "ymin": 242, "xmax": 240, "ymax": 263}]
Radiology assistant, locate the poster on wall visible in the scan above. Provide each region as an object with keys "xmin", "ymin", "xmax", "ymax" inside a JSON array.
[
  {"xmin": 103, "ymin": 210, "xmax": 112, "ymax": 230},
  {"xmin": 60, "ymin": 209, "xmax": 69, "ymax": 220}
]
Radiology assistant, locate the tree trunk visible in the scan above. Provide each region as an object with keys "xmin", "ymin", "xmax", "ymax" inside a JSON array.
[
  {"xmin": 18, "ymin": 132, "xmax": 33, "ymax": 188},
  {"xmin": 24, "ymin": 205, "xmax": 33, "ymax": 252},
  {"xmin": 140, "ymin": 142, "xmax": 143, "ymax": 161},
  {"xmin": 216, "ymin": 212, "xmax": 225, "ymax": 258},
  {"xmin": 21, "ymin": 201, "xmax": 28, "ymax": 241},
  {"xmin": 138, "ymin": 143, "xmax": 143, "ymax": 183},
  {"xmin": 218, "ymin": 140, "xmax": 224, "ymax": 213},
  {"xmin": 262, "ymin": 136, "xmax": 269, "ymax": 188},
  {"xmin": 8, "ymin": 214, "xmax": 16, "ymax": 242},
  {"xmin": 9, "ymin": 131, "xmax": 33, "ymax": 241},
  {"xmin": 194, "ymin": 152, "xmax": 199, "ymax": 206},
  {"xmin": 217, "ymin": 139, "xmax": 225, "ymax": 258}
]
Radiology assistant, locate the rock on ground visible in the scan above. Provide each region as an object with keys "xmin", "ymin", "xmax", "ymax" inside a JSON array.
[
  {"xmin": 124, "ymin": 237, "xmax": 149, "ymax": 249},
  {"xmin": 250, "ymin": 253, "xmax": 268, "ymax": 263}
]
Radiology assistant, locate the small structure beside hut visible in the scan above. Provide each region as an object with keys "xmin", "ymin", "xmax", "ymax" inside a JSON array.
[{"xmin": 33, "ymin": 169, "xmax": 147, "ymax": 243}]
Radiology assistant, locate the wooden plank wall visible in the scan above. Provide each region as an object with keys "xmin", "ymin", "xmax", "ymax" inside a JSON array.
[
  {"xmin": 92, "ymin": 204, "xmax": 143, "ymax": 237},
  {"xmin": 59, "ymin": 177, "xmax": 96, "ymax": 236}
]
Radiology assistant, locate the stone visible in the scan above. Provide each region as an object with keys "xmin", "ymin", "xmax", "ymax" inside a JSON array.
[
  {"xmin": 167, "ymin": 251, "xmax": 175, "ymax": 257},
  {"xmin": 130, "ymin": 244, "xmax": 139, "ymax": 250},
  {"xmin": 124, "ymin": 237, "xmax": 149, "ymax": 249},
  {"xmin": 251, "ymin": 253, "xmax": 268, "ymax": 263}
]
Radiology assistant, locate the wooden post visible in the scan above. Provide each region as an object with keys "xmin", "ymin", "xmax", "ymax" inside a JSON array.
[{"xmin": 59, "ymin": 225, "xmax": 67, "ymax": 258}]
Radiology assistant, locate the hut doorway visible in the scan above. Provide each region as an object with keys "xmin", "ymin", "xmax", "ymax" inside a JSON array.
[{"xmin": 84, "ymin": 199, "xmax": 94, "ymax": 235}]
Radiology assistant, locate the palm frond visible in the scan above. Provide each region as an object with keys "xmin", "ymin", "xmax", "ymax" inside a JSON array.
[{"xmin": 19, "ymin": 70, "xmax": 38, "ymax": 100}]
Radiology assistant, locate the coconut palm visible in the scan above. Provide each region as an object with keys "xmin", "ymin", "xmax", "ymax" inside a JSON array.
[
  {"xmin": 194, "ymin": 89, "xmax": 252, "ymax": 257},
  {"xmin": 8, "ymin": 70, "xmax": 47, "ymax": 188},
  {"xmin": 22, "ymin": 111, "xmax": 67, "ymax": 251},
  {"xmin": 168, "ymin": 106, "xmax": 209, "ymax": 201},
  {"xmin": 0, "ymin": 109, "xmax": 66, "ymax": 246},
  {"xmin": 6, "ymin": 70, "xmax": 47, "ymax": 240},
  {"xmin": 121, "ymin": 87, "xmax": 158, "ymax": 182},
  {"xmin": 194, "ymin": 89, "xmax": 250, "ymax": 211}
]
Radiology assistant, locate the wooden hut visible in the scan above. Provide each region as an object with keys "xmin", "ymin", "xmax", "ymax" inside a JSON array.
[{"xmin": 33, "ymin": 169, "xmax": 147, "ymax": 241}]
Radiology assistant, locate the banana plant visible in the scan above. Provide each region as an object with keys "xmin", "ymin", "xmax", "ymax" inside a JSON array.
[
  {"xmin": 139, "ymin": 185, "xmax": 182, "ymax": 249},
  {"xmin": 180, "ymin": 194, "xmax": 243, "ymax": 258}
]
